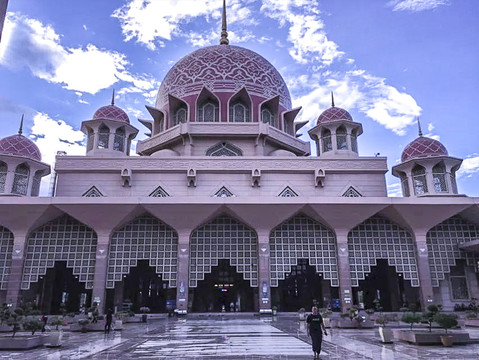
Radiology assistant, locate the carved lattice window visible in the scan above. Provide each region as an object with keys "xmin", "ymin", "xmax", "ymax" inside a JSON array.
[
  {"xmin": 229, "ymin": 101, "xmax": 250, "ymax": 122},
  {"xmin": 114, "ymin": 127, "xmax": 125, "ymax": 152},
  {"xmin": 12, "ymin": 163, "xmax": 29, "ymax": 195},
  {"xmin": 98, "ymin": 125, "xmax": 109, "ymax": 149},
  {"xmin": 261, "ymin": 107, "xmax": 274, "ymax": 126},
  {"xmin": 198, "ymin": 100, "xmax": 219, "ymax": 122},
  {"xmin": 336, "ymin": 126, "xmax": 347, "ymax": 150},
  {"xmin": 433, "ymin": 162, "xmax": 447, "ymax": 193},
  {"xmin": 0, "ymin": 162, "xmax": 7, "ymax": 193},
  {"xmin": 174, "ymin": 107, "xmax": 187, "ymax": 125},
  {"xmin": 322, "ymin": 129, "xmax": 332, "ymax": 153},
  {"xmin": 412, "ymin": 165, "xmax": 427, "ymax": 195}
]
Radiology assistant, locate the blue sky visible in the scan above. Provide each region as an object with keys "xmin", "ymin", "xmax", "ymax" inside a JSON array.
[{"xmin": 0, "ymin": 0, "xmax": 478, "ymax": 197}]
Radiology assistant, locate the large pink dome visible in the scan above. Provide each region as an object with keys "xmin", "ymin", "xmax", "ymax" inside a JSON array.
[
  {"xmin": 0, "ymin": 134, "xmax": 41, "ymax": 161},
  {"xmin": 317, "ymin": 107, "xmax": 352, "ymax": 124},
  {"xmin": 401, "ymin": 136, "xmax": 448, "ymax": 162},
  {"xmin": 156, "ymin": 45, "xmax": 292, "ymax": 110},
  {"xmin": 93, "ymin": 105, "xmax": 129, "ymax": 123}
]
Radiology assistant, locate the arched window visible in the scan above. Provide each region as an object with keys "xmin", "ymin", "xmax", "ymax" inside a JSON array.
[
  {"xmin": 174, "ymin": 107, "xmax": 187, "ymax": 125},
  {"xmin": 87, "ymin": 128, "xmax": 94, "ymax": 151},
  {"xmin": 229, "ymin": 101, "xmax": 250, "ymax": 122},
  {"xmin": 0, "ymin": 162, "xmax": 6, "ymax": 193},
  {"xmin": 399, "ymin": 172, "xmax": 410, "ymax": 197},
  {"xmin": 31, "ymin": 170, "xmax": 42, "ymax": 197},
  {"xmin": 113, "ymin": 127, "xmax": 125, "ymax": 152},
  {"xmin": 412, "ymin": 164, "xmax": 427, "ymax": 195},
  {"xmin": 336, "ymin": 126, "xmax": 347, "ymax": 150},
  {"xmin": 98, "ymin": 125, "xmax": 109, "ymax": 149},
  {"xmin": 261, "ymin": 107, "xmax": 275, "ymax": 126},
  {"xmin": 12, "ymin": 163, "xmax": 29, "ymax": 195},
  {"xmin": 198, "ymin": 100, "xmax": 219, "ymax": 122},
  {"xmin": 432, "ymin": 162, "xmax": 447, "ymax": 193},
  {"xmin": 351, "ymin": 129, "xmax": 358, "ymax": 153},
  {"xmin": 322, "ymin": 129, "xmax": 332, "ymax": 153}
]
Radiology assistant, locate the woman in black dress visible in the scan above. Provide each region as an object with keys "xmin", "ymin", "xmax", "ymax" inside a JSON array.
[{"xmin": 306, "ymin": 306, "xmax": 328, "ymax": 359}]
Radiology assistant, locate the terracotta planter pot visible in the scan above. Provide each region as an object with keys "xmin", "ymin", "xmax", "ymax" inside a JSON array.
[
  {"xmin": 378, "ymin": 327, "xmax": 393, "ymax": 343},
  {"xmin": 440, "ymin": 335, "xmax": 453, "ymax": 347}
]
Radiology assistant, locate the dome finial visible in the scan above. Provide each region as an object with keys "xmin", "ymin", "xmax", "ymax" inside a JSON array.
[
  {"xmin": 18, "ymin": 114, "xmax": 24, "ymax": 135},
  {"xmin": 111, "ymin": 89, "xmax": 115, "ymax": 106},
  {"xmin": 417, "ymin": 117, "xmax": 423, "ymax": 137},
  {"xmin": 331, "ymin": 91, "xmax": 335, "ymax": 107},
  {"xmin": 220, "ymin": 0, "xmax": 229, "ymax": 45}
]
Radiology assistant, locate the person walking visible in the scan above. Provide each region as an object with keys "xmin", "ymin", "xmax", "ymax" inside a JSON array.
[
  {"xmin": 104, "ymin": 308, "xmax": 113, "ymax": 334},
  {"xmin": 306, "ymin": 306, "xmax": 327, "ymax": 359}
]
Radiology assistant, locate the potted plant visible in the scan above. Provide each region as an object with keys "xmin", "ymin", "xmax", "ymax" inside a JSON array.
[
  {"xmin": 7, "ymin": 308, "xmax": 23, "ymax": 337},
  {"xmin": 44, "ymin": 316, "xmax": 64, "ymax": 347},
  {"xmin": 298, "ymin": 308, "xmax": 306, "ymax": 321},
  {"xmin": 140, "ymin": 307, "xmax": 150, "ymax": 322},
  {"xmin": 78, "ymin": 318, "xmax": 90, "ymax": 333},
  {"xmin": 22, "ymin": 319, "xmax": 43, "ymax": 335},
  {"xmin": 434, "ymin": 313, "xmax": 458, "ymax": 347},
  {"xmin": 401, "ymin": 312, "xmax": 422, "ymax": 331},
  {"xmin": 376, "ymin": 315, "xmax": 393, "ymax": 343},
  {"xmin": 422, "ymin": 304, "xmax": 442, "ymax": 333}
]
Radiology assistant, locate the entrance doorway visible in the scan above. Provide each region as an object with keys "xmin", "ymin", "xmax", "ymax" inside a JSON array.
[
  {"xmin": 190, "ymin": 259, "xmax": 255, "ymax": 312},
  {"xmin": 271, "ymin": 259, "xmax": 337, "ymax": 312},
  {"xmin": 353, "ymin": 259, "xmax": 420, "ymax": 311},
  {"xmin": 106, "ymin": 260, "xmax": 175, "ymax": 313},
  {"xmin": 22, "ymin": 261, "xmax": 91, "ymax": 314}
]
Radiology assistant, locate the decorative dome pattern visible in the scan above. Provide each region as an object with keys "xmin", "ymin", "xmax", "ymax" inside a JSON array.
[
  {"xmin": 401, "ymin": 136, "xmax": 448, "ymax": 162},
  {"xmin": 157, "ymin": 45, "xmax": 292, "ymax": 110},
  {"xmin": 93, "ymin": 105, "xmax": 129, "ymax": 123},
  {"xmin": 317, "ymin": 107, "xmax": 353, "ymax": 124},
  {"xmin": 0, "ymin": 134, "xmax": 41, "ymax": 161}
]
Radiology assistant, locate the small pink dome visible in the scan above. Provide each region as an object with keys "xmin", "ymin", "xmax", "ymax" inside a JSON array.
[
  {"xmin": 93, "ymin": 105, "xmax": 129, "ymax": 123},
  {"xmin": 0, "ymin": 134, "xmax": 41, "ymax": 161},
  {"xmin": 401, "ymin": 136, "xmax": 448, "ymax": 162},
  {"xmin": 317, "ymin": 107, "xmax": 352, "ymax": 124}
]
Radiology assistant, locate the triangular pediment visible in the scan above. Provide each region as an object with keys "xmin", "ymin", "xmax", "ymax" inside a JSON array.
[
  {"xmin": 342, "ymin": 186, "xmax": 362, "ymax": 197},
  {"xmin": 82, "ymin": 186, "xmax": 104, "ymax": 197},
  {"xmin": 149, "ymin": 186, "xmax": 170, "ymax": 197},
  {"xmin": 214, "ymin": 186, "xmax": 235, "ymax": 198},
  {"xmin": 278, "ymin": 186, "xmax": 298, "ymax": 197}
]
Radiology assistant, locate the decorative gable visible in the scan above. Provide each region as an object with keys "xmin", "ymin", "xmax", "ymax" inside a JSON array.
[
  {"xmin": 214, "ymin": 186, "xmax": 235, "ymax": 198},
  {"xmin": 149, "ymin": 186, "xmax": 170, "ymax": 197},
  {"xmin": 342, "ymin": 186, "xmax": 362, "ymax": 197},
  {"xmin": 278, "ymin": 186, "xmax": 298, "ymax": 197},
  {"xmin": 82, "ymin": 186, "xmax": 104, "ymax": 197}
]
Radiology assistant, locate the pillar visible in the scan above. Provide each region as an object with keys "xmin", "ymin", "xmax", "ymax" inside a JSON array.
[
  {"xmin": 175, "ymin": 231, "xmax": 189, "ymax": 313},
  {"xmin": 91, "ymin": 233, "xmax": 110, "ymax": 314},
  {"xmin": 413, "ymin": 231, "xmax": 435, "ymax": 310},
  {"xmin": 257, "ymin": 230, "xmax": 271, "ymax": 313},
  {"xmin": 336, "ymin": 230, "xmax": 353, "ymax": 312},
  {"xmin": 5, "ymin": 232, "xmax": 27, "ymax": 307}
]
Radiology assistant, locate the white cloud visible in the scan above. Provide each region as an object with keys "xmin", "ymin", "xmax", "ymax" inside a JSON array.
[
  {"xmin": 0, "ymin": 13, "xmax": 155, "ymax": 97},
  {"xmin": 458, "ymin": 154, "xmax": 479, "ymax": 177},
  {"xmin": 387, "ymin": 0, "xmax": 450, "ymax": 12},
  {"xmin": 387, "ymin": 182, "xmax": 403, "ymax": 197}
]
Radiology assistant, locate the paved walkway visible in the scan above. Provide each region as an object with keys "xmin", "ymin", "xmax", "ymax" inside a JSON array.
[{"xmin": 1, "ymin": 316, "xmax": 479, "ymax": 359}]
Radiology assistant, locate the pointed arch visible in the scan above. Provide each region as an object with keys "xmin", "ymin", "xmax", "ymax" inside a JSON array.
[
  {"xmin": 321, "ymin": 129, "xmax": 332, "ymax": 153},
  {"xmin": 427, "ymin": 216, "xmax": 479, "ymax": 287},
  {"xmin": 196, "ymin": 87, "xmax": 220, "ymax": 122},
  {"xmin": 0, "ymin": 161, "xmax": 7, "ymax": 193},
  {"xmin": 169, "ymin": 94, "xmax": 189, "ymax": 126},
  {"xmin": 432, "ymin": 161, "xmax": 447, "ymax": 193},
  {"xmin": 98, "ymin": 124, "xmax": 110, "ymax": 149},
  {"xmin": 22, "ymin": 214, "xmax": 97, "ymax": 290},
  {"xmin": 107, "ymin": 214, "xmax": 178, "ymax": 289},
  {"xmin": 149, "ymin": 185, "xmax": 170, "ymax": 197},
  {"xmin": 412, "ymin": 164, "xmax": 427, "ymax": 195},
  {"xmin": 206, "ymin": 142, "xmax": 243, "ymax": 156},
  {"xmin": 114, "ymin": 127, "xmax": 125, "ymax": 152},
  {"xmin": 0, "ymin": 226, "xmax": 13, "ymax": 290},
  {"xmin": 348, "ymin": 216, "xmax": 420, "ymax": 287},
  {"xmin": 228, "ymin": 87, "xmax": 252, "ymax": 123},
  {"xmin": 189, "ymin": 215, "xmax": 258, "ymax": 288},
  {"xmin": 336, "ymin": 125, "xmax": 347, "ymax": 150},
  {"xmin": 342, "ymin": 186, "xmax": 362, "ymax": 197},
  {"xmin": 269, "ymin": 214, "xmax": 339, "ymax": 287},
  {"xmin": 260, "ymin": 96, "xmax": 279, "ymax": 127},
  {"xmin": 12, "ymin": 163, "xmax": 29, "ymax": 195}
]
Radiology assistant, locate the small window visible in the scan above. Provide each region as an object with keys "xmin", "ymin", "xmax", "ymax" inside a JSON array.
[
  {"xmin": 198, "ymin": 100, "xmax": 219, "ymax": 122},
  {"xmin": 174, "ymin": 107, "xmax": 187, "ymax": 125},
  {"xmin": 412, "ymin": 165, "xmax": 427, "ymax": 195},
  {"xmin": 432, "ymin": 162, "xmax": 447, "ymax": 193},
  {"xmin": 261, "ymin": 107, "xmax": 275, "ymax": 126},
  {"xmin": 336, "ymin": 126, "xmax": 347, "ymax": 150},
  {"xmin": 12, "ymin": 163, "xmax": 29, "ymax": 195},
  {"xmin": 230, "ymin": 101, "xmax": 250, "ymax": 122},
  {"xmin": 0, "ymin": 162, "xmax": 7, "ymax": 193},
  {"xmin": 98, "ymin": 125, "xmax": 109, "ymax": 149},
  {"xmin": 399, "ymin": 172, "xmax": 410, "ymax": 197},
  {"xmin": 113, "ymin": 127, "xmax": 125, "ymax": 152},
  {"xmin": 322, "ymin": 129, "xmax": 332, "ymax": 153}
]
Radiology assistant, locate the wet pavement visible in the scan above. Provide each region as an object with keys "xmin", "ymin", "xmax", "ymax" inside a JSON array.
[{"xmin": 1, "ymin": 316, "xmax": 479, "ymax": 359}]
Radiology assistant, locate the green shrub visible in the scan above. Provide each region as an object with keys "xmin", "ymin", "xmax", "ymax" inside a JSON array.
[
  {"xmin": 434, "ymin": 313, "xmax": 458, "ymax": 335},
  {"xmin": 376, "ymin": 315, "xmax": 388, "ymax": 327},
  {"xmin": 50, "ymin": 316, "xmax": 64, "ymax": 330},
  {"xmin": 23, "ymin": 319, "xmax": 43, "ymax": 335},
  {"xmin": 423, "ymin": 304, "xmax": 442, "ymax": 332},
  {"xmin": 401, "ymin": 312, "xmax": 422, "ymax": 330}
]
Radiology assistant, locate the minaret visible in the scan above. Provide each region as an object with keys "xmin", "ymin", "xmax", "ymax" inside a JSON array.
[
  {"xmin": 220, "ymin": 0, "xmax": 229, "ymax": 45},
  {"xmin": 18, "ymin": 114, "xmax": 24, "ymax": 135}
]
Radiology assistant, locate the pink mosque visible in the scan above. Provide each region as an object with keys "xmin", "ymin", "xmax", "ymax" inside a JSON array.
[{"xmin": 0, "ymin": 2, "xmax": 477, "ymax": 315}]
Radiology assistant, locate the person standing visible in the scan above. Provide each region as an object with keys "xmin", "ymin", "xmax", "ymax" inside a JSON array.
[
  {"xmin": 306, "ymin": 306, "xmax": 327, "ymax": 359},
  {"xmin": 105, "ymin": 308, "xmax": 113, "ymax": 334}
]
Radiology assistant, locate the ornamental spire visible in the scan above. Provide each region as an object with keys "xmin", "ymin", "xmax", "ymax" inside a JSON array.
[
  {"xmin": 111, "ymin": 89, "xmax": 115, "ymax": 106},
  {"xmin": 18, "ymin": 114, "xmax": 24, "ymax": 135},
  {"xmin": 331, "ymin": 91, "xmax": 335, "ymax": 107},
  {"xmin": 417, "ymin": 117, "xmax": 423, "ymax": 137},
  {"xmin": 220, "ymin": 0, "xmax": 229, "ymax": 45}
]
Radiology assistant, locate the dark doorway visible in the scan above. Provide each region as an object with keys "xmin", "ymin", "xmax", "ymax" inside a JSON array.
[
  {"xmin": 353, "ymin": 259, "xmax": 420, "ymax": 311},
  {"xmin": 272, "ymin": 259, "xmax": 335, "ymax": 312},
  {"xmin": 112, "ymin": 260, "xmax": 173, "ymax": 313},
  {"xmin": 22, "ymin": 261, "xmax": 90, "ymax": 314},
  {"xmin": 190, "ymin": 259, "xmax": 255, "ymax": 312}
]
